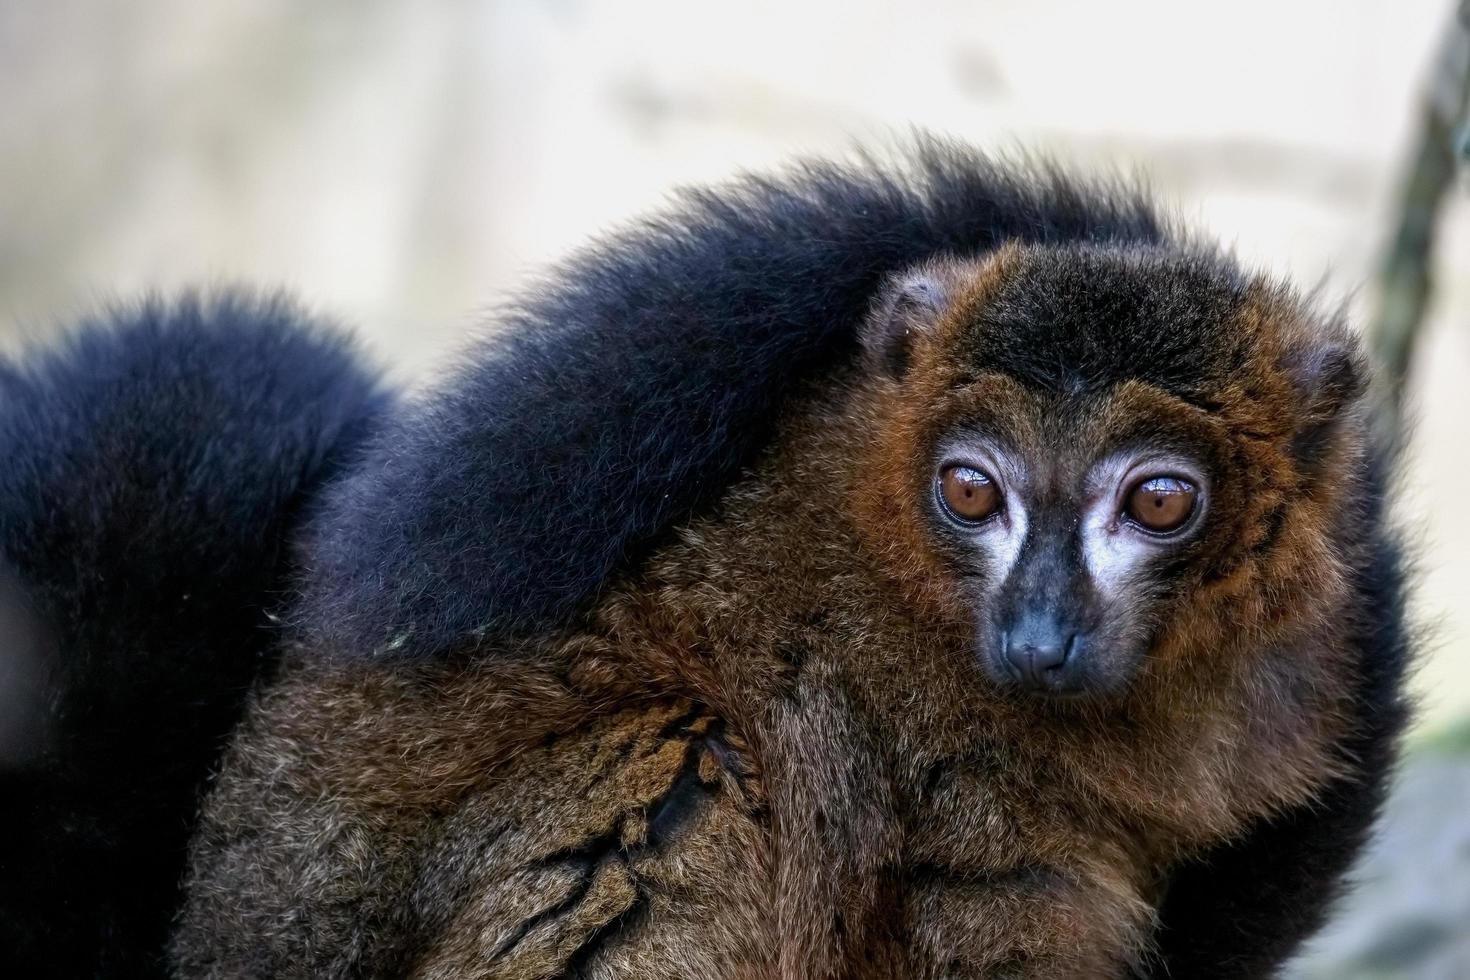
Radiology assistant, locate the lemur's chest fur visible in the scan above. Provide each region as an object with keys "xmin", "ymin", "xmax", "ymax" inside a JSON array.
[{"xmin": 400, "ymin": 692, "xmax": 1154, "ymax": 980}]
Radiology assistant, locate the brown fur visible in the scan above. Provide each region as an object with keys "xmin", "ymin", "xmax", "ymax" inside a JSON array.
[{"xmin": 173, "ymin": 251, "xmax": 1367, "ymax": 979}]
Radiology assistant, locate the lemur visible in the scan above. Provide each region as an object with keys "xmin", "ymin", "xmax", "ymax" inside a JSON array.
[{"xmin": 0, "ymin": 139, "xmax": 1412, "ymax": 979}]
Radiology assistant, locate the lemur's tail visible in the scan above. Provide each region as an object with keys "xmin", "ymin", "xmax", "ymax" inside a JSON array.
[{"xmin": 0, "ymin": 293, "xmax": 391, "ymax": 977}]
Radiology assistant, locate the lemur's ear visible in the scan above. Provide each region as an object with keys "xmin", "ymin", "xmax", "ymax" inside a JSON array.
[
  {"xmin": 1281, "ymin": 334, "xmax": 1368, "ymax": 470},
  {"xmin": 862, "ymin": 268, "xmax": 955, "ymax": 380}
]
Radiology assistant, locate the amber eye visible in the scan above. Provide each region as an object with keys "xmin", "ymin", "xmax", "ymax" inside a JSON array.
[
  {"xmin": 938, "ymin": 465, "xmax": 1002, "ymax": 524},
  {"xmin": 1123, "ymin": 476, "xmax": 1198, "ymax": 534}
]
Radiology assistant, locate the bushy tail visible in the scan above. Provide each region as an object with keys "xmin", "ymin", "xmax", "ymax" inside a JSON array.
[{"xmin": 0, "ymin": 293, "xmax": 391, "ymax": 977}]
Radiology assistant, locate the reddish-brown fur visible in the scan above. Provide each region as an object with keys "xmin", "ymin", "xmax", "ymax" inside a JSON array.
[{"xmin": 174, "ymin": 251, "xmax": 1366, "ymax": 979}]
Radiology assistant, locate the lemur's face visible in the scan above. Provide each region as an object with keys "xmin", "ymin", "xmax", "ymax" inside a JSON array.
[
  {"xmin": 925, "ymin": 389, "xmax": 1214, "ymax": 697},
  {"xmin": 855, "ymin": 244, "xmax": 1361, "ymax": 700}
]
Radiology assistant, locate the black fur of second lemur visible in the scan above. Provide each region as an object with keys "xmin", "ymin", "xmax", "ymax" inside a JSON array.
[{"xmin": 0, "ymin": 294, "xmax": 390, "ymax": 978}]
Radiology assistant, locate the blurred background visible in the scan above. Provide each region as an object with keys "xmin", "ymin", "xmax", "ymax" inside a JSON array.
[{"xmin": 1, "ymin": 1, "xmax": 1466, "ymax": 974}]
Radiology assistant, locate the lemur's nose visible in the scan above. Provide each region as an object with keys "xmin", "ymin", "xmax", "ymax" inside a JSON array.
[{"xmin": 1002, "ymin": 619, "xmax": 1079, "ymax": 688}]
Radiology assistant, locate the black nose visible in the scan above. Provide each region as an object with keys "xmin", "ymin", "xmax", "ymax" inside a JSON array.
[{"xmin": 1002, "ymin": 624, "xmax": 1079, "ymax": 688}]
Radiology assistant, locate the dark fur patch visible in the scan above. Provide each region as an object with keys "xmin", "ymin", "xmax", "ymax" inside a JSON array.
[
  {"xmin": 290, "ymin": 139, "xmax": 1165, "ymax": 658},
  {"xmin": 0, "ymin": 293, "xmax": 390, "ymax": 978},
  {"xmin": 959, "ymin": 244, "xmax": 1253, "ymax": 400}
]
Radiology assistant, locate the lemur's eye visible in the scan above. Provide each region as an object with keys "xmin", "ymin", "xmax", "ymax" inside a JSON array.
[
  {"xmin": 938, "ymin": 465, "xmax": 1001, "ymax": 524},
  {"xmin": 1124, "ymin": 476, "xmax": 1197, "ymax": 533}
]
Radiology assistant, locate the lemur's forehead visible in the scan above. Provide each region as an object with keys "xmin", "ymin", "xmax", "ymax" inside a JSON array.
[
  {"xmin": 945, "ymin": 243, "xmax": 1262, "ymax": 404},
  {"xmin": 939, "ymin": 372, "xmax": 1224, "ymax": 483}
]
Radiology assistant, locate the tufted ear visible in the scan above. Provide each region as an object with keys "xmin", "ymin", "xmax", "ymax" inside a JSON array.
[
  {"xmin": 1282, "ymin": 335, "xmax": 1368, "ymax": 470},
  {"xmin": 861, "ymin": 268, "xmax": 958, "ymax": 380}
]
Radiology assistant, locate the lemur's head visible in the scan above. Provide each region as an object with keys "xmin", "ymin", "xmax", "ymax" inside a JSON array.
[{"xmin": 854, "ymin": 244, "xmax": 1367, "ymax": 700}]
